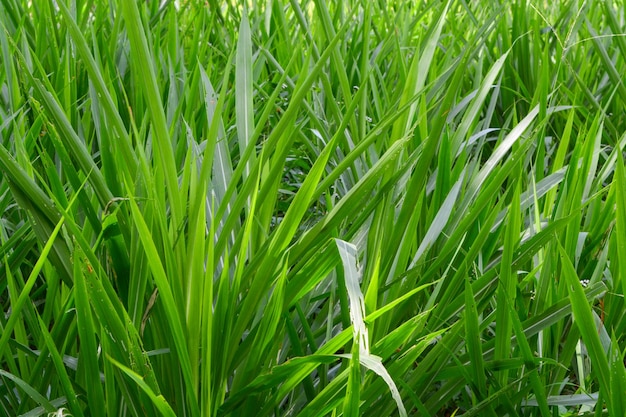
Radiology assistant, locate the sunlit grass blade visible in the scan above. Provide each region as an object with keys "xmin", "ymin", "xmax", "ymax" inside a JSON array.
[
  {"xmin": 0, "ymin": 370, "xmax": 58, "ymax": 414},
  {"xmin": 494, "ymin": 182, "xmax": 521, "ymax": 386},
  {"xmin": 35, "ymin": 315, "xmax": 85, "ymax": 417},
  {"xmin": 126, "ymin": 194, "xmax": 199, "ymax": 416},
  {"xmin": 336, "ymin": 239, "xmax": 407, "ymax": 417},
  {"xmin": 235, "ymin": 9, "xmax": 255, "ymax": 180},
  {"xmin": 609, "ymin": 333, "xmax": 626, "ymax": 416},
  {"xmin": 464, "ymin": 275, "xmax": 488, "ymax": 402},
  {"xmin": 0, "ymin": 187, "xmax": 73, "ymax": 353},
  {"xmin": 558, "ymin": 243, "xmax": 610, "ymax": 403},
  {"xmin": 119, "ymin": 0, "xmax": 183, "ymax": 228},
  {"xmin": 343, "ymin": 338, "xmax": 361, "ymax": 417},
  {"xmin": 614, "ymin": 150, "xmax": 626, "ymax": 297},
  {"xmin": 73, "ymin": 245, "xmax": 106, "ymax": 417},
  {"xmin": 108, "ymin": 356, "xmax": 177, "ymax": 417}
]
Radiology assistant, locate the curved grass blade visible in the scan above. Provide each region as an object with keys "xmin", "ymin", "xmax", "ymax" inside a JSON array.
[
  {"xmin": 107, "ymin": 356, "xmax": 177, "ymax": 417},
  {"xmin": 336, "ymin": 239, "xmax": 407, "ymax": 417}
]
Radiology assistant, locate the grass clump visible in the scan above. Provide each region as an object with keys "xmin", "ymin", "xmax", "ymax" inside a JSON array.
[{"xmin": 1, "ymin": 0, "xmax": 626, "ymax": 416}]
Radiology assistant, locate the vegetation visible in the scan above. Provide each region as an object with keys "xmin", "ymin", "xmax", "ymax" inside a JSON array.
[{"xmin": 1, "ymin": 0, "xmax": 626, "ymax": 415}]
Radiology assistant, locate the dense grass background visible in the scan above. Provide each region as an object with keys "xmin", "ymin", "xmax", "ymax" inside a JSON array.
[{"xmin": 1, "ymin": 0, "xmax": 626, "ymax": 415}]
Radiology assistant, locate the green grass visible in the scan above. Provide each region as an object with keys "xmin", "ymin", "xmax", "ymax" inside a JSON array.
[{"xmin": 1, "ymin": 0, "xmax": 626, "ymax": 415}]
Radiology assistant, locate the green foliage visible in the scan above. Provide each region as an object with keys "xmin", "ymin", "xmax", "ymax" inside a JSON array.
[{"xmin": 0, "ymin": 0, "xmax": 625, "ymax": 415}]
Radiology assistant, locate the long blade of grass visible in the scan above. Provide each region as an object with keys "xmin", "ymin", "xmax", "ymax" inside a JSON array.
[
  {"xmin": 108, "ymin": 356, "xmax": 177, "ymax": 417},
  {"xmin": 126, "ymin": 194, "xmax": 199, "ymax": 416},
  {"xmin": 235, "ymin": 9, "xmax": 255, "ymax": 179},
  {"xmin": 336, "ymin": 239, "xmax": 407, "ymax": 417},
  {"xmin": 119, "ymin": 0, "xmax": 183, "ymax": 228},
  {"xmin": 558, "ymin": 243, "xmax": 610, "ymax": 401}
]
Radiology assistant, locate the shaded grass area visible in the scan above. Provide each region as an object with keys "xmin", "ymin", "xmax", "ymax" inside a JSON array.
[{"xmin": 1, "ymin": 0, "xmax": 626, "ymax": 415}]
